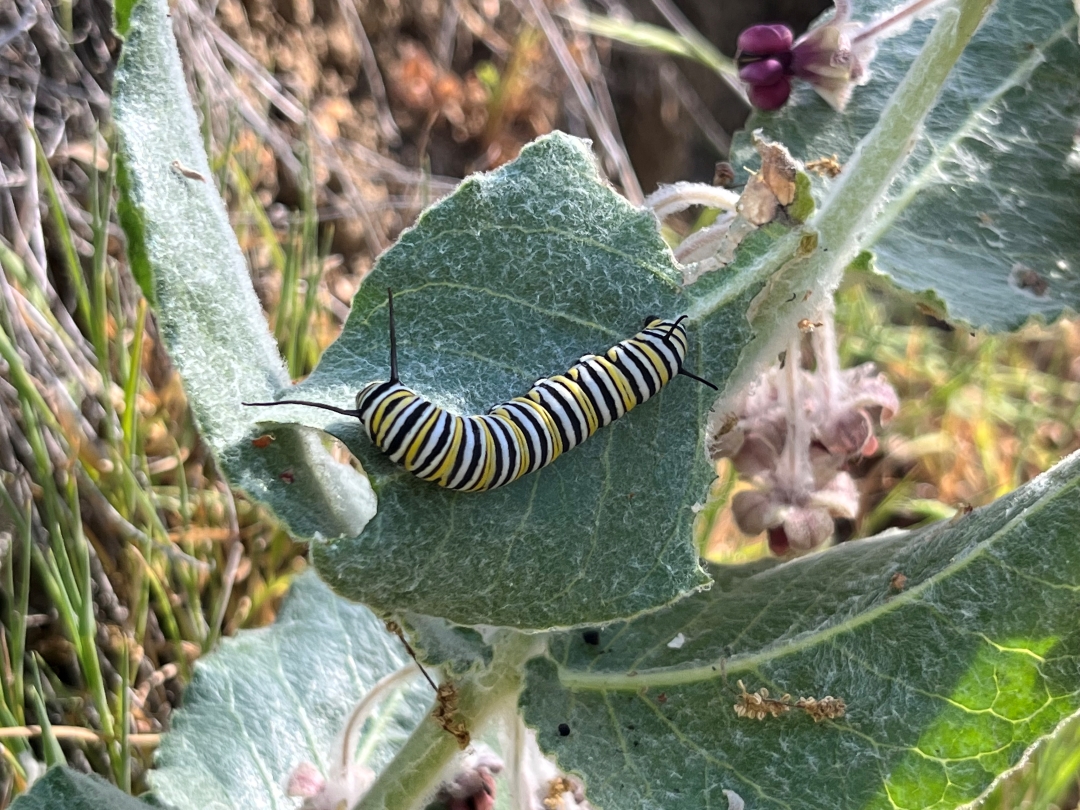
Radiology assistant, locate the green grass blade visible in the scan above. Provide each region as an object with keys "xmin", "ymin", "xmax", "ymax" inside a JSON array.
[
  {"xmin": 121, "ymin": 299, "xmax": 147, "ymax": 454},
  {"xmin": 28, "ymin": 657, "xmax": 65, "ymax": 768},
  {"xmin": 566, "ymin": 11, "xmax": 737, "ymax": 79},
  {"xmin": 30, "ymin": 126, "xmax": 92, "ymax": 330}
]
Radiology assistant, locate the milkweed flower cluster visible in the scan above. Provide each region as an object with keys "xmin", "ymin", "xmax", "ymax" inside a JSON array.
[
  {"xmin": 710, "ymin": 316, "xmax": 898, "ymax": 556},
  {"xmin": 429, "ymin": 745, "xmax": 504, "ymax": 810},
  {"xmin": 736, "ymin": 0, "xmax": 945, "ymax": 110}
]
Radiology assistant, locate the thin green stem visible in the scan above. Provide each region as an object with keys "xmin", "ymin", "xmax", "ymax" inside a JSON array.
[
  {"xmin": 31, "ymin": 125, "xmax": 92, "ymax": 330},
  {"xmin": 355, "ymin": 631, "xmax": 538, "ymax": 810},
  {"xmin": 122, "ymin": 298, "xmax": 148, "ymax": 455},
  {"xmin": 18, "ymin": 403, "xmax": 81, "ymax": 609},
  {"xmin": 0, "ymin": 327, "xmax": 63, "ymax": 436},
  {"xmin": 119, "ymin": 638, "xmax": 132, "ymax": 793},
  {"xmin": 90, "ymin": 136, "xmax": 118, "ymax": 443},
  {"xmin": 0, "ymin": 496, "xmax": 31, "ymax": 730},
  {"xmin": 32, "ymin": 546, "xmax": 77, "ymax": 645},
  {"xmin": 565, "ymin": 11, "xmax": 738, "ymax": 80},
  {"xmin": 28, "ymin": 656, "xmax": 65, "ymax": 767}
]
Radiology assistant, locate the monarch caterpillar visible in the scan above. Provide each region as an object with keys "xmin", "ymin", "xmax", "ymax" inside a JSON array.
[{"xmin": 245, "ymin": 290, "xmax": 715, "ymax": 492}]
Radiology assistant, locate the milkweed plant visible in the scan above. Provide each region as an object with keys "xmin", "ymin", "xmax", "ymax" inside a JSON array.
[{"xmin": 20, "ymin": 0, "xmax": 1080, "ymax": 807}]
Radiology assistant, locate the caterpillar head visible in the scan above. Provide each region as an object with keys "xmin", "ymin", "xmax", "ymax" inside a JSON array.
[{"xmin": 354, "ymin": 380, "xmax": 410, "ymax": 413}]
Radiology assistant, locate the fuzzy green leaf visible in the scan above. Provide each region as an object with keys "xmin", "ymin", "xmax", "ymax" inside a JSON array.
[
  {"xmin": 11, "ymin": 768, "xmax": 157, "ymax": 809},
  {"xmin": 110, "ymin": 0, "xmax": 774, "ymax": 629},
  {"xmin": 733, "ymin": 0, "xmax": 1080, "ymax": 329},
  {"xmin": 402, "ymin": 613, "xmax": 493, "ymax": 677},
  {"xmin": 151, "ymin": 572, "xmax": 430, "ymax": 810},
  {"xmin": 521, "ymin": 450, "xmax": 1080, "ymax": 809},
  {"xmin": 257, "ymin": 133, "xmax": 763, "ymax": 629},
  {"xmin": 112, "ymin": 0, "xmax": 375, "ymax": 544}
]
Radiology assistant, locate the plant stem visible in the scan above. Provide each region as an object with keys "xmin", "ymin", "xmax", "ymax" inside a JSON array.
[
  {"xmin": 354, "ymin": 631, "xmax": 538, "ymax": 810},
  {"xmin": 812, "ymin": 0, "xmax": 994, "ymax": 275},
  {"xmin": 853, "ymin": 0, "xmax": 947, "ymax": 44}
]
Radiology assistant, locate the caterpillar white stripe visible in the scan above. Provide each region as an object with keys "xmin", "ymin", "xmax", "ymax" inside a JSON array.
[{"xmin": 246, "ymin": 290, "xmax": 715, "ymax": 492}]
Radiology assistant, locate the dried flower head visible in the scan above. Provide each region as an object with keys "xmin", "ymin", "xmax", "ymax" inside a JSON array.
[
  {"xmin": 543, "ymin": 775, "xmax": 590, "ymax": 810},
  {"xmin": 795, "ymin": 695, "xmax": 847, "ymax": 722},
  {"xmin": 433, "ymin": 681, "xmax": 471, "ymax": 749},
  {"xmin": 734, "ymin": 680, "xmax": 793, "ymax": 720},
  {"xmin": 734, "ymin": 680, "xmax": 848, "ymax": 723}
]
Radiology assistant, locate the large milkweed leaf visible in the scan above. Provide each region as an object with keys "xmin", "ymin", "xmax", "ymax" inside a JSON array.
[
  {"xmin": 111, "ymin": 0, "xmax": 781, "ymax": 630},
  {"xmin": 11, "ymin": 768, "xmax": 158, "ymax": 809},
  {"xmin": 113, "ymin": 0, "xmax": 375, "ymax": 543},
  {"xmin": 256, "ymin": 135, "xmax": 765, "ymax": 629},
  {"xmin": 150, "ymin": 572, "xmax": 430, "ymax": 810},
  {"xmin": 733, "ymin": 0, "xmax": 1080, "ymax": 329},
  {"xmin": 520, "ymin": 449, "xmax": 1080, "ymax": 809}
]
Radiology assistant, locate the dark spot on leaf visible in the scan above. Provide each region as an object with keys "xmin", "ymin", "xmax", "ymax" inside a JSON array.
[
  {"xmin": 582, "ymin": 629, "xmax": 600, "ymax": 646},
  {"xmin": 558, "ymin": 723, "xmax": 570, "ymax": 737},
  {"xmin": 1010, "ymin": 263, "xmax": 1049, "ymax": 297}
]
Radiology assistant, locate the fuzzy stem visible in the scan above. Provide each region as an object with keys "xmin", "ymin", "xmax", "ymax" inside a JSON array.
[
  {"xmin": 814, "ymin": 307, "xmax": 842, "ymax": 410},
  {"xmin": 673, "ymin": 213, "xmax": 736, "ymax": 263},
  {"xmin": 339, "ymin": 663, "xmax": 421, "ymax": 772},
  {"xmin": 778, "ymin": 333, "xmax": 810, "ymax": 495},
  {"xmin": 353, "ymin": 631, "xmax": 538, "ymax": 810},
  {"xmin": 644, "ymin": 182, "xmax": 740, "ymax": 219},
  {"xmin": 853, "ymin": 0, "xmax": 947, "ymax": 44},
  {"xmin": 813, "ymin": 0, "xmax": 992, "ymax": 267},
  {"xmin": 508, "ymin": 715, "xmax": 531, "ymax": 810}
]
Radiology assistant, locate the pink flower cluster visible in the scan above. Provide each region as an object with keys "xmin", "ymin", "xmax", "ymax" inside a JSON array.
[{"xmin": 711, "ymin": 323, "xmax": 898, "ymax": 555}]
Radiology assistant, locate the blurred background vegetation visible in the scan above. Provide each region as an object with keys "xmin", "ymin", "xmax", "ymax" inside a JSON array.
[{"xmin": 0, "ymin": 0, "xmax": 1077, "ymax": 805}]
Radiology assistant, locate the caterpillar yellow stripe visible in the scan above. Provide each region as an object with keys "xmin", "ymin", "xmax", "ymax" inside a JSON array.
[{"xmin": 246, "ymin": 290, "xmax": 714, "ymax": 492}]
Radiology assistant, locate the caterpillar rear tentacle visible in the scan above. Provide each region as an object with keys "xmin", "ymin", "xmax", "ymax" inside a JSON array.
[{"xmin": 244, "ymin": 288, "xmax": 716, "ymax": 492}]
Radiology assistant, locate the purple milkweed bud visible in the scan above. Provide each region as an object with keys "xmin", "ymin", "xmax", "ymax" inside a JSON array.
[
  {"xmin": 747, "ymin": 79, "xmax": 792, "ymax": 111},
  {"xmin": 781, "ymin": 506, "xmax": 835, "ymax": 551},
  {"xmin": 730, "ymin": 433, "xmax": 781, "ymax": 478},
  {"xmin": 736, "ymin": 24, "xmax": 794, "ymax": 56},
  {"xmin": 433, "ymin": 745, "xmax": 504, "ymax": 810},
  {"xmin": 738, "ymin": 59, "xmax": 786, "ymax": 87},
  {"xmin": 818, "ymin": 408, "xmax": 873, "ymax": 457},
  {"xmin": 736, "ymin": 0, "xmax": 944, "ymax": 111},
  {"xmin": 731, "ymin": 489, "xmax": 777, "ymax": 536}
]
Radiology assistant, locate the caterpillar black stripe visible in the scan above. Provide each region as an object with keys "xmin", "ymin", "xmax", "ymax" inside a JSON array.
[{"xmin": 245, "ymin": 290, "xmax": 716, "ymax": 492}]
